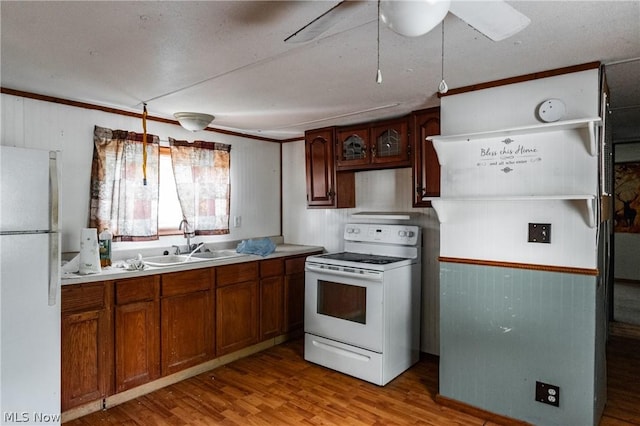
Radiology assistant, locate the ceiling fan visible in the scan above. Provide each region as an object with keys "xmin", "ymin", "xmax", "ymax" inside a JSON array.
[{"xmin": 285, "ymin": 0, "xmax": 531, "ymax": 43}]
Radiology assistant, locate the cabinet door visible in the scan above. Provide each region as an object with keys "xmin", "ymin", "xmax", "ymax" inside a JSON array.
[
  {"xmin": 259, "ymin": 259, "xmax": 284, "ymax": 340},
  {"xmin": 305, "ymin": 127, "xmax": 337, "ymax": 207},
  {"xmin": 61, "ymin": 310, "xmax": 107, "ymax": 411},
  {"xmin": 114, "ymin": 276, "xmax": 160, "ymax": 392},
  {"xmin": 61, "ymin": 282, "xmax": 112, "ymax": 412},
  {"xmin": 216, "ymin": 281, "xmax": 259, "ymax": 355},
  {"xmin": 284, "ymin": 272, "xmax": 305, "ymax": 332},
  {"xmin": 161, "ymin": 268, "xmax": 214, "ymax": 375},
  {"xmin": 284, "ymin": 255, "xmax": 309, "ymax": 333},
  {"xmin": 411, "ymin": 107, "xmax": 441, "ymax": 207},
  {"xmin": 305, "ymin": 128, "xmax": 356, "ymax": 209},
  {"xmin": 162, "ymin": 290, "xmax": 214, "ymax": 375},
  {"xmin": 336, "ymin": 126, "xmax": 370, "ymax": 171},
  {"xmin": 260, "ymin": 275, "xmax": 284, "ymax": 340},
  {"xmin": 370, "ymin": 117, "xmax": 411, "ymax": 168}
]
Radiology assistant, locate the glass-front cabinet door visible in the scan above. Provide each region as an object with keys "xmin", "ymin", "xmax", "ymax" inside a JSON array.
[
  {"xmin": 370, "ymin": 118, "xmax": 410, "ymax": 167},
  {"xmin": 336, "ymin": 126, "xmax": 370, "ymax": 171}
]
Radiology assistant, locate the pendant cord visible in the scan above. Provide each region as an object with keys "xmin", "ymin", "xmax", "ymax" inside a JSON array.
[
  {"xmin": 376, "ymin": 0, "xmax": 382, "ymax": 84},
  {"xmin": 438, "ymin": 21, "xmax": 448, "ymax": 94},
  {"xmin": 441, "ymin": 21, "xmax": 445, "ymax": 82}
]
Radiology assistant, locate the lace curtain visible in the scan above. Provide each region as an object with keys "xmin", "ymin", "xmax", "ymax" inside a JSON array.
[
  {"xmin": 169, "ymin": 138, "xmax": 231, "ymax": 235},
  {"xmin": 90, "ymin": 125, "xmax": 160, "ymax": 241}
]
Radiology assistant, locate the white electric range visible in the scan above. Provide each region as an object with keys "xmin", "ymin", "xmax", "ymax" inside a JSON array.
[{"xmin": 304, "ymin": 223, "xmax": 421, "ymax": 386}]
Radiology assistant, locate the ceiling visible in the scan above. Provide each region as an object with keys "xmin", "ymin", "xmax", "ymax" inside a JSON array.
[{"xmin": 2, "ymin": 1, "xmax": 639, "ymax": 141}]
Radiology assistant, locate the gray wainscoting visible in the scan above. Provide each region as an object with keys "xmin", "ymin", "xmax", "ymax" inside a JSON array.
[{"xmin": 439, "ymin": 262, "xmax": 606, "ymax": 426}]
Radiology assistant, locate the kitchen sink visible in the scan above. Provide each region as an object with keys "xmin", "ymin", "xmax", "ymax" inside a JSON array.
[
  {"xmin": 142, "ymin": 250, "xmax": 247, "ymax": 267},
  {"xmin": 142, "ymin": 254, "xmax": 209, "ymax": 267},
  {"xmin": 191, "ymin": 250, "xmax": 248, "ymax": 260}
]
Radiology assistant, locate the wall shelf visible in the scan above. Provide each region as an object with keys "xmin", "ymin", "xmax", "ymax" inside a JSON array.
[
  {"xmin": 428, "ymin": 117, "xmax": 601, "ymax": 164},
  {"xmin": 426, "ymin": 195, "xmax": 597, "ymax": 228}
]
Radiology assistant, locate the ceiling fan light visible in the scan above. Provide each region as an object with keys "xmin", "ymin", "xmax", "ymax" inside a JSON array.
[
  {"xmin": 173, "ymin": 112, "xmax": 215, "ymax": 132},
  {"xmin": 380, "ymin": 0, "xmax": 451, "ymax": 38}
]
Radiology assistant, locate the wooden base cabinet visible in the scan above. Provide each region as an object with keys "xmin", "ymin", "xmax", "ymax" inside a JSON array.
[
  {"xmin": 61, "ymin": 252, "xmax": 321, "ymax": 414},
  {"xmin": 216, "ymin": 262, "xmax": 259, "ymax": 355},
  {"xmin": 259, "ymin": 259, "xmax": 284, "ymax": 340},
  {"xmin": 284, "ymin": 254, "xmax": 317, "ymax": 332},
  {"xmin": 61, "ymin": 282, "xmax": 113, "ymax": 411},
  {"xmin": 161, "ymin": 268, "xmax": 215, "ymax": 376},
  {"xmin": 114, "ymin": 276, "xmax": 160, "ymax": 392}
]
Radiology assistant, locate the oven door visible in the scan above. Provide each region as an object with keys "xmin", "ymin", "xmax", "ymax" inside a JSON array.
[{"xmin": 305, "ymin": 262, "xmax": 384, "ymax": 353}]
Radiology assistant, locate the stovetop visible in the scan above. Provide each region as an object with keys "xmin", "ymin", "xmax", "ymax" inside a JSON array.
[{"xmin": 314, "ymin": 252, "xmax": 409, "ymax": 265}]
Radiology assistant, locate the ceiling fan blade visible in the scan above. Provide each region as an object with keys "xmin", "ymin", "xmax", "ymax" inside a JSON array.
[
  {"xmin": 449, "ymin": 1, "xmax": 531, "ymax": 41},
  {"xmin": 285, "ymin": 1, "xmax": 351, "ymax": 43}
]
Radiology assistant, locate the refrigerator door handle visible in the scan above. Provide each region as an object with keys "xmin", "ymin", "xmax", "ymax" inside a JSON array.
[
  {"xmin": 49, "ymin": 152, "xmax": 60, "ymax": 306},
  {"xmin": 49, "ymin": 233, "xmax": 60, "ymax": 306},
  {"xmin": 49, "ymin": 151, "xmax": 59, "ymax": 232}
]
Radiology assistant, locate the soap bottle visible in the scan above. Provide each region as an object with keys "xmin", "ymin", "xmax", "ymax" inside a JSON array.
[{"xmin": 99, "ymin": 228, "xmax": 112, "ymax": 267}]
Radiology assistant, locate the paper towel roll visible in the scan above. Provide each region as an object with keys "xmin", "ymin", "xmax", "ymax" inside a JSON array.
[{"xmin": 79, "ymin": 228, "xmax": 101, "ymax": 275}]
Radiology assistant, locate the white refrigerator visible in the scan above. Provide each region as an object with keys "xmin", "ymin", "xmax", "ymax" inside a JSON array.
[{"xmin": 0, "ymin": 146, "xmax": 61, "ymax": 425}]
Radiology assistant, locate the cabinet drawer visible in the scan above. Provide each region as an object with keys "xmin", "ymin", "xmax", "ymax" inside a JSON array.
[
  {"xmin": 115, "ymin": 276, "xmax": 158, "ymax": 305},
  {"xmin": 285, "ymin": 256, "xmax": 308, "ymax": 275},
  {"xmin": 162, "ymin": 268, "xmax": 212, "ymax": 297},
  {"xmin": 260, "ymin": 258, "xmax": 284, "ymax": 278},
  {"xmin": 216, "ymin": 262, "xmax": 258, "ymax": 287},
  {"xmin": 62, "ymin": 282, "xmax": 106, "ymax": 312}
]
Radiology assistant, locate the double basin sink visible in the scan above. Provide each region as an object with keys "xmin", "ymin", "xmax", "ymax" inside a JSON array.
[{"xmin": 142, "ymin": 249, "xmax": 247, "ymax": 267}]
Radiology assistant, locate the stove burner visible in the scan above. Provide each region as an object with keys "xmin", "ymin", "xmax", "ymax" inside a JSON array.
[{"xmin": 316, "ymin": 252, "xmax": 408, "ymax": 265}]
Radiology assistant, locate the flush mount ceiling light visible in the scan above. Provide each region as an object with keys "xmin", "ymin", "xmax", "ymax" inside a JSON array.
[{"xmin": 173, "ymin": 112, "xmax": 215, "ymax": 132}]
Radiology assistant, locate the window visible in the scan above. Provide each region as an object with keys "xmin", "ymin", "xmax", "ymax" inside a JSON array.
[
  {"xmin": 90, "ymin": 126, "xmax": 231, "ymax": 240},
  {"xmin": 158, "ymin": 147, "xmax": 183, "ymax": 234}
]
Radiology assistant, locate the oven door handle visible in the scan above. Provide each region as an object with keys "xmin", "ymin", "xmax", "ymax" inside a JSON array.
[{"xmin": 305, "ymin": 264, "xmax": 384, "ymax": 282}]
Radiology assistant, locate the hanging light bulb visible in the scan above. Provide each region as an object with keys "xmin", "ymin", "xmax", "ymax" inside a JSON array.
[
  {"xmin": 376, "ymin": 0, "xmax": 382, "ymax": 84},
  {"xmin": 438, "ymin": 21, "xmax": 448, "ymax": 94}
]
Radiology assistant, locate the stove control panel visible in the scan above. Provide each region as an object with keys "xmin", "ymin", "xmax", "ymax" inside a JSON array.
[{"xmin": 344, "ymin": 223, "xmax": 420, "ymax": 246}]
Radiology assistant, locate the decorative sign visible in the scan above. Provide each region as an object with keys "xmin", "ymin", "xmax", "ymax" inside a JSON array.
[
  {"xmin": 477, "ymin": 137, "xmax": 542, "ymax": 173},
  {"xmin": 614, "ymin": 161, "xmax": 640, "ymax": 233}
]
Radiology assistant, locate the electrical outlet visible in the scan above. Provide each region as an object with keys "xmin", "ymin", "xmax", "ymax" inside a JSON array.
[
  {"xmin": 535, "ymin": 381, "xmax": 560, "ymax": 407},
  {"xmin": 528, "ymin": 223, "xmax": 551, "ymax": 243}
]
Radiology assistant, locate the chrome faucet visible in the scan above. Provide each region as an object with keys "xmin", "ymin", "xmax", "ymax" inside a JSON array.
[{"xmin": 177, "ymin": 219, "xmax": 197, "ymax": 254}]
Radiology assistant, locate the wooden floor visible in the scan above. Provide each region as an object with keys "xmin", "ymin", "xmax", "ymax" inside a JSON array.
[{"xmin": 65, "ymin": 334, "xmax": 640, "ymax": 426}]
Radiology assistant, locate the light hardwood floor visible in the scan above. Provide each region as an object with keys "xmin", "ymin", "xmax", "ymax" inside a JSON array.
[{"xmin": 64, "ymin": 335, "xmax": 640, "ymax": 425}]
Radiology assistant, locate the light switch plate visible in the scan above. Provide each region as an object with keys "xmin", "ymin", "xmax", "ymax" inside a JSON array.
[{"xmin": 528, "ymin": 223, "xmax": 551, "ymax": 243}]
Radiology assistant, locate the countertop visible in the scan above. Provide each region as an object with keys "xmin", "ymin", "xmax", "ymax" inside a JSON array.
[{"xmin": 61, "ymin": 244, "xmax": 324, "ymax": 286}]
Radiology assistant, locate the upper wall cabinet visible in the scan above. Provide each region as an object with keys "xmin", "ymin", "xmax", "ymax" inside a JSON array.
[
  {"xmin": 335, "ymin": 117, "xmax": 411, "ymax": 171},
  {"xmin": 411, "ymin": 107, "xmax": 440, "ymax": 207},
  {"xmin": 336, "ymin": 125, "xmax": 370, "ymax": 170},
  {"xmin": 305, "ymin": 128, "xmax": 355, "ymax": 209},
  {"xmin": 370, "ymin": 118, "xmax": 411, "ymax": 168}
]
